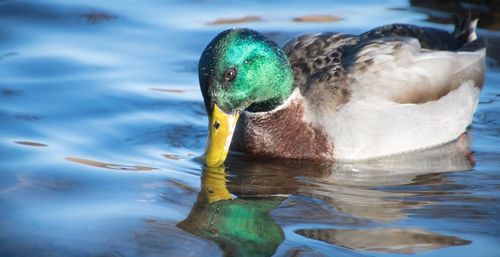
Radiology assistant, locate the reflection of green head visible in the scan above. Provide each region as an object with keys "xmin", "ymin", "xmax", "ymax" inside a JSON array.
[
  {"xmin": 177, "ymin": 167, "xmax": 284, "ymax": 257},
  {"xmin": 199, "ymin": 28, "xmax": 294, "ymax": 113}
]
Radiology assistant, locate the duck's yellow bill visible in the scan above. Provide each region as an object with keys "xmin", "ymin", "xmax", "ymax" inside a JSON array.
[{"xmin": 204, "ymin": 104, "xmax": 240, "ymax": 167}]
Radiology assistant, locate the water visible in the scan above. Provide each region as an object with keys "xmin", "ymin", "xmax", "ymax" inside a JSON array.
[{"xmin": 1, "ymin": 0, "xmax": 499, "ymax": 256}]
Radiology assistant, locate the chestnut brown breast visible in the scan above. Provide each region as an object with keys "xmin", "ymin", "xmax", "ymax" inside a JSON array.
[{"xmin": 231, "ymin": 100, "xmax": 332, "ymax": 160}]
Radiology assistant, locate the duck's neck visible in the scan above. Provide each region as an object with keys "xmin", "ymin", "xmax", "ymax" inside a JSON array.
[
  {"xmin": 246, "ymin": 68, "xmax": 294, "ymax": 113},
  {"xmin": 246, "ymin": 95, "xmax": 289, "ymax": 112}
]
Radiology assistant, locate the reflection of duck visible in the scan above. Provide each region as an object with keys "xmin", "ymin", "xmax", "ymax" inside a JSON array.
[
  {"xmin": 178, "ymin": 139, "xmax": 473, "ymax": 255},
  {"xmin": 199, "ymin": 18, "xmax": 486, "ymax": 167},
  {"xmin": 231, "ymin": 135, "xmax": 474, "ymax": 221},
  {"xmin": 177, "ymin": 166, "xmax": 285, "ymax": 257}
]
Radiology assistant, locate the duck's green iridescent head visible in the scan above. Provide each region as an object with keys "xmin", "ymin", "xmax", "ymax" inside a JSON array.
[{"xmin": 199, "ymin": 28, "xmax": 293, "ymax": 167}]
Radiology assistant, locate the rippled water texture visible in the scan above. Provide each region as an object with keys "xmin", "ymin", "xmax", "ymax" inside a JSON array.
[{"xmin": 1, "ymin": 1, "xmax": 499, "ymax": 256}]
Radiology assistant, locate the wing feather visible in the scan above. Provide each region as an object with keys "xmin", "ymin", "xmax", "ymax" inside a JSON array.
[{"xmin": 345, "ymin": 37, "xmax": 485, "ymax": 104}]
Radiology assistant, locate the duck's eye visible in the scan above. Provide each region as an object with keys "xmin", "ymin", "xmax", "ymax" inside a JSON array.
[{"xmin": 224, "ymin": 68, "xmax": 237, "ymax": 81}]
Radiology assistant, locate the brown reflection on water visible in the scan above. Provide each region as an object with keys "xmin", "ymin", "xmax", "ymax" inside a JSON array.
[
  {"xmin": 150, "ymin": 88, "xmax": 194, "ymax": 94},
  {"xmin": 0, "ymin": 52, "xmax": 18, "ymax": 61},
  {"xmin": 292, "ymin": 14, "xmax": 342, "ymax": 23},
  {"xmin": 176, "ymin": 136, "xmax": 474, "ymax": 256},
  {"xmin": 297, "ymin": 228, "xmax": 471, "ymax": 254},
  {"xmin": 162, "ymin": 153, "xmax": 181, "ymax": 160},
  {"xmin": 65, "ymin": 157, "xmax": 157, "ymax": 171},
  {"xmin": 14, "ymin": 141, "xmax": 48, "ymax": 147},
  {"xmin": 80, "ymin": 11, "xmax": 117, "ymax": 24},
  {"xmin": 1, "ymin": 174, "xmax": 79, "ymax": 194},
  {"xmin": 205, "ymin": 16, "xmax": 262, "ymax": 26}
]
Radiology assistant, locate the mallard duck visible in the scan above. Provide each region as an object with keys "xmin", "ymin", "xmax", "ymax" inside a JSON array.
[{"xmin": 199, "ymin": 18, "xmax": 486, "ymax": 167}]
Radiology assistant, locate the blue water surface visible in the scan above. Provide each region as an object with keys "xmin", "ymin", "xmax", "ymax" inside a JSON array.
[{"xmin": 1, "ymin": 0, "xmax": 499, "ymax": 256}]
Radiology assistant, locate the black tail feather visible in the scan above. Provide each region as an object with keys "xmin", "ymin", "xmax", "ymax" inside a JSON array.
[{"xmin": 453, "ymin": 13, "xmax": 479, "ymax": 46}]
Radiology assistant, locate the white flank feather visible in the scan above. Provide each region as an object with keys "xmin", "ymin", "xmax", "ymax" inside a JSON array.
[{"xmin": 326, "ymin": 80, "xmax": 480, "ymax": 160}]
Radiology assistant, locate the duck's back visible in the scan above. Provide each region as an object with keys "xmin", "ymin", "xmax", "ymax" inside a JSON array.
[{"xmin": 283, "ymin": 20, "xmax": 486, "ymax": 108}]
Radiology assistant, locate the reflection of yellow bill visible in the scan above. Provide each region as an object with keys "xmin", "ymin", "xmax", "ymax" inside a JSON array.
[
  {"xmin": 203, "ymin": 166, "xmax": 233, "ymax": 203},
  {"xmin": 204, "ymin": 104, "xmax": 240, "ymax": 167}
]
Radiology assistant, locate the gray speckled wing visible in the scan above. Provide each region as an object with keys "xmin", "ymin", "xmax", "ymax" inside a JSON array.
[
  {"xmin": 341, "ymin": 35, "xmax": 485, "ymax": 105},
  {"xmin": 359, "ymin": 23, "xmax": 460, "ymax": 50},
  {"xmin": 283, "ymin": 33, "xmax": 359, "ymax": 111},
  {"xmin": 283, "ymin": 22, "xmax": 485, "ymax": 110}
]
